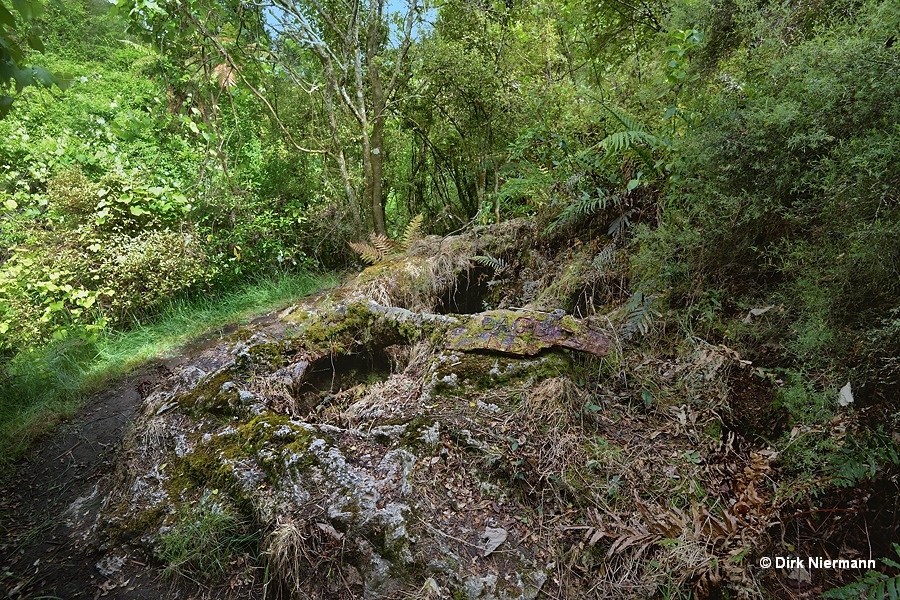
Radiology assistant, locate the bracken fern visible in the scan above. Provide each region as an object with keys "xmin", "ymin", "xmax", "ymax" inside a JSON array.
[{"xmin": 822, "ymin": 544, "xmax": 900, "ymax": 600}]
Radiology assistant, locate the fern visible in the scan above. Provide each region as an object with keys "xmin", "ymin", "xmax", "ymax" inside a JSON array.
[
  {"xmin": 601, "ymin": 104, "xmax": 649, "ymax": 134},
  {"xmin": 822, "ymin": 544, "xmax": 900, "ymax": 599},
  {"xmin": 598, "ymin": 104, "xmax": 662, "ymax": 172},
  {"xmin": 348, "ymin": 222, "xmax": 422, "ymax": 265},
  {"xmin": 473, "ymin": 255, "xmax": 509, "ymax": 271},
  {"xmin": 830, "ymin": 428, "xmax": 900, "ymax": 487},
  {"xmin": 591, "ymin": 243, "xmax": 617, "ymax": 275},
  {"xmin": 119, "ymin": 39, "xmax": 162, "ymax": 73},
  {"xmin": 369, "ymin": 233, "xmax": 395, "ymax": 257},
  {"xmin": 400, "ymin": 214, "xmax": 424, "ymax": 251},
  {"xmin": 619, "ymin": 291, "xmax": 659, "ymax": 339},
  {"xmin": 607, "ymin": 210, "xmax": 636, "ymax": 237},
  {"xmin": 548, "ymin": 189, "xmax": 608, "ymax": 233},
  {"xmin": 348, "ymin": 241, "xmax": 384, "ymax": 265},
  {"xmin": 600, "ymin": 130, "xmax": 659, "ymax": 155}
]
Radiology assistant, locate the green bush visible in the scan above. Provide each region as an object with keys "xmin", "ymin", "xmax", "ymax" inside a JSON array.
[
  {"xmin": 634, "ymin": 0, "xmax": 900, "ymax": 375},
  {"xmin": 96, "ymin": 229, "xmax": 209, "ymax": 322}
]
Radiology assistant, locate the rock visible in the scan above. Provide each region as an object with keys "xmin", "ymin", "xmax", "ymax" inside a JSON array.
[
  {"xmin": 445, "ymin": 309, "xmax": 609, "ymax": 356},
  {"xmin": 98, "ymin": 223, "xmax": 617, "ymax": 599}
]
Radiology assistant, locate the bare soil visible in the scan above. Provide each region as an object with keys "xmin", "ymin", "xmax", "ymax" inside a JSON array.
[{"xmin": 0, "ymin": 368, "xmax": 182, "ymax": 600}]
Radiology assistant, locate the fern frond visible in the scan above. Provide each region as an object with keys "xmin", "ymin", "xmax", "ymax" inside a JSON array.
[
  {"xmin": 822, "ymin": 571, "xmax": 900, "ymax": 600},
  {"xmin": 131, "ymin": 55, "xmax": 161, "ymax": 73},
  {"xmin": 548, "ymin": 190, "xmax": 608, "ymax": 233},
  {"xmin": 600, "ymin": 130, "xmax": 659, "ymax": 155},
  {"xmin": 619, "ymin": 292, "xmax": 659, "ymax": 339},
  {"xmin": 591, "ymin": 243, "xmax": 617, "ymax": 275},
  {"xmin": 369, "ymin": 233, "xmax": 395, "ymax": 257},
  {"xmin": 400, "ymin": 214, "xmax": 424, "ymax": 251},
  {"xmin": 601, "ymin": 104, "xmax": 647, "ymax": 133},
  {"xmin": 473, "ymin": 255, "xmax": 508, "ymax": 271},
  {"xmin": 607, "ymin": 210, "xmax": 636, "ymax": 237},
  {"xmin": 348, "ymin": 242, "xmax": 383, "ymax": 265},
  {"xmin": 119, "ymin": 39, "xmax": 157, "ymax": 55}
]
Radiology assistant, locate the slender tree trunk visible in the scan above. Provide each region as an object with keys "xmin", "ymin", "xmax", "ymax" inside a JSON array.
[
  {"xmin": 370, "ymin": 116, "xmax": 386, "ymax": 234},
  {"xmin": 324, "ymin": 73, "xmax": 361, "ymax": 228},
  {"xmin": 366, "ymin": 0, "xmax": 388, "ymax": 235},
  {"xmin": 494, "ymin": 164, "xmax": 501, "ymax": 222}
]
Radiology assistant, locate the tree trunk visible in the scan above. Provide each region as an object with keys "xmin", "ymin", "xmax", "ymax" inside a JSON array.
[{"xmin": 366, "ymin": 0, "xmax": 388, "ymax": 235}]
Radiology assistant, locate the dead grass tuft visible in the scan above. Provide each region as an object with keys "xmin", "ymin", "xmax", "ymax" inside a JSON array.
[
  {"xmin": 264, "ymin": 515, "xmax": 347, "ymax": 599},
  {"xmin": 520, "ymin": 376, "xmax": 587, "ymax": 429},
  {"xmin": 338, "ymin": 374, "xmax": 421, "ymax": 427}
]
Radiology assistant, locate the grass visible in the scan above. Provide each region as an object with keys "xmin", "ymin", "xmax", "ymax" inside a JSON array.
[
  {"xmin": 0, "ymin": 271, "xmax": 335, "ymax": 469},
  {"xmin": 157, "ymin": 502, "xmax": 259, "ymax": 582}
]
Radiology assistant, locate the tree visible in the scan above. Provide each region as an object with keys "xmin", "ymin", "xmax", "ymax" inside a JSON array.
[
  {"xmin": 118, "ymin": 0, "xmax": 423, "ymax": 235},
  {"xmin": 264, "ymin": 0, "xmax": 422, "ymax": 234},
  {"xmin": 0, "ymin": 0, "xmax": 70, "ymax": 117}
]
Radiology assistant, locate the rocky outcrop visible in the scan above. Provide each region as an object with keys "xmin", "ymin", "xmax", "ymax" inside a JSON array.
[{"xmin": 100, "ymin": 249, "xmax": 613, "ymax": 598}]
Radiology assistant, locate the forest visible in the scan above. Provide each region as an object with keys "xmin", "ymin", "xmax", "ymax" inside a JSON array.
[{"xmin": 1, "ymin": 0, "xmax": 899, "ymax": 596}]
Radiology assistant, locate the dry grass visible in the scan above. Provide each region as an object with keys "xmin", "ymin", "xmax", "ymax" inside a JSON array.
[
  {"xmin": 338, "ymin": 374, "xmax": 421, "ymax": 427},
  {"xmin": 263, "ymin": 514, "xmax": 349, "ymax": 600},
  {"xmin": 348, "ymin": 233, "xmax": 479, "ymax": 313}
]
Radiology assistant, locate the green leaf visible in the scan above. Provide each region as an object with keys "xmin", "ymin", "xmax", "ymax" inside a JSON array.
[
  {"xmin": 129, "ymin": 205, "xmax": 148, "ymax": 216},
  {"xmin": 31, "ymin": 65, "xmax": 57, "ymax": 87},
  {"xmin": 12, "ymin": 0, "xmax": 32, "ymax": 20},
  {"xmin": 0, "ymin": 3, "xmax": 15, "ymax": 27},
  {"xmin": 887, "ymin": 577, "xmax": 898, "ymax": 600},
  {"xmin": 0, "ymin": 95, "xmax": 12, "ymax": 118},
  {"xmin": 187, "ymin": 120, "xmax": 199, "ymax": 134},
  {"xmin": 26, "ymin": 26, "xmax": 43, "ymax": 52},
  {"xmin": 0, "ymin": 322, "xmax": 8, "ymax": 334},
  {"xmin": 9, "ymin": 0, "xmax": 41, "ymax": 20},
  {"xmin": 3, "ymin": 198, "xmax": 16, "ymax": 210}
]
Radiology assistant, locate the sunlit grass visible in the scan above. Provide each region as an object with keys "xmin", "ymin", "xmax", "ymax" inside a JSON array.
[{"xmin": 0, "ymin": 271, "xmax": 335, "ymax": 468}]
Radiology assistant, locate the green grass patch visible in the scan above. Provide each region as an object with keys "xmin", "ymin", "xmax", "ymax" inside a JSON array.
[
  {"xmin": 0, "ymin": 271, "xmax": 335, "ymax": 469},
  {"xmin": 157, "ymin": 501, "xmax": 259, "ymax": 581}
]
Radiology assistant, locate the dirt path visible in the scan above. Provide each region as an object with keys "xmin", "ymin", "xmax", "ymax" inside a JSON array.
[{"xmin": 0, "ymin": 367, "xmax": 183, "ymax": 600}]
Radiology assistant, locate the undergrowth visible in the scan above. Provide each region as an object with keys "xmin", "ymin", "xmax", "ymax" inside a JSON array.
[{"xmin": 0, "ymin": 271, "xmax": 334, "ymax": 469}]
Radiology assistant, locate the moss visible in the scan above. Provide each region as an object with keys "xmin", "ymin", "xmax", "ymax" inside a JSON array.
[
  {"xmin": 164, "ymin": 413, "xmax": 320, "ymax": 516},
  {"xmin": 704, "ymin": 419, "xmax": 722, "ymax": 441},
  {"xmin": 287, "ymin": 302, "xmax": 383, "ymax": 354},
  {"xmin": 243, "ymin": 340, "xmax": 287, "ymax": 370},
  {"xmin": 433, "ymin": 350, "xmax": 572, "ymax": 394},
  {"xmin": 176, "ymin": 369, "xmax": 240, "ymax": 418},
  {"xmin": 533, "ymin": 247, "xmax": 594, "ymax": 312},
  {"xmin": 107, "ymin": 502, "xmax": 168, "ymax": 544},
  {"xmin": 396, "ymin": 416, "xmax": 438, "ymax": 451}
]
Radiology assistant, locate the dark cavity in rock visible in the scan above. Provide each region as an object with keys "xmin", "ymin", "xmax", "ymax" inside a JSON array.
[
  {"xmin": 292, "ymin": 349, "xmax": 394, "ymax": 414},
  {"xmin": 436, "ymin": 265, "xmax": 494, "ymax": 315}
]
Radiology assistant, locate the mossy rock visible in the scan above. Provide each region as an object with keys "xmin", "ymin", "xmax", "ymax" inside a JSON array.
[
  {"xmin": 445, "ymin": 310, "xmax": 609, "ymax": 357},
  {"xmin": 432, "ymin": 350, "xmax": 573, "ymax": 395}
]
